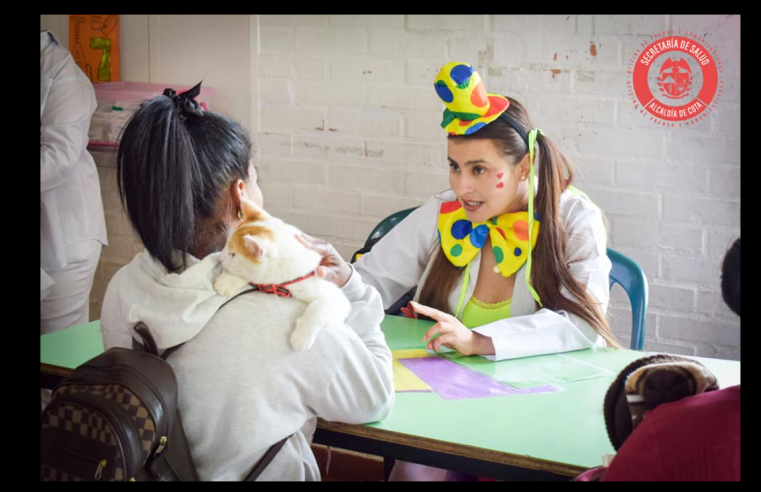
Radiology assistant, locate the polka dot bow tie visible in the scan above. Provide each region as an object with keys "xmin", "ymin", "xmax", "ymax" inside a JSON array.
[{"xmin": 437, "ymin": 200, "xmax": 540, "ymax": 277}]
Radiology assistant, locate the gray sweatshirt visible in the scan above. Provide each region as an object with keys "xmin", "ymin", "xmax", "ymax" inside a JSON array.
[{"xmin": 101, "ymin": 251, "xmax": 394, "ymax": 480}]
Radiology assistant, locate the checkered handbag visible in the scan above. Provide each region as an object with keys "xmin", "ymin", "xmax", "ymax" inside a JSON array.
[
  {"xmin": 40, "ymin": 346, "xmax": 198, "ymax": 481},
  {"xmin": 41, "ymin": 301, "xmax": 290, "ymax": 481}
]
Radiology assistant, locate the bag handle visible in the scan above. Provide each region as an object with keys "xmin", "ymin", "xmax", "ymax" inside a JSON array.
[
  {"xmin": 133, "ymin": 322, "xmax": 160, "ymax": 355},
  {"xmin": 245, "ymin": 435, "xmax": 292, "ymax": 481}
]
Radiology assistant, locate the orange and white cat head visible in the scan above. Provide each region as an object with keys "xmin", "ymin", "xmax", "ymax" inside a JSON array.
[{"xmin": 218, "ymin": 200, "xmax": 321, "ymax": 284}]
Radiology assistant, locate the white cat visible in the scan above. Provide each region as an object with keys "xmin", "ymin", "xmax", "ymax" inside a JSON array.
[{"xmin": 214, "ymin": 200, "xmax": 350, "ymax": 352}]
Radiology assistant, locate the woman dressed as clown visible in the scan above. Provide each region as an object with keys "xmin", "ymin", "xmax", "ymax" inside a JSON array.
[
  {"xmin": 355, "ymin": 61, "xmax": 620, "ymax": 361},
  {"xmin": 349, "ymin": 61, "xmax": 620, "ymax": 481}
]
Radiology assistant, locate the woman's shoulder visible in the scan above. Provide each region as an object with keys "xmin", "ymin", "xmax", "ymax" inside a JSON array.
[{"xmin": 558, "ymin": 187, "xmax": 605, "ymax": 231}]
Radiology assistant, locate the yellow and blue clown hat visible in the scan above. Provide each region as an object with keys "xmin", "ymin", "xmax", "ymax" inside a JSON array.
[{"xmin": 434, "ymin": 61, "xmax": 510, "ymax": 135}]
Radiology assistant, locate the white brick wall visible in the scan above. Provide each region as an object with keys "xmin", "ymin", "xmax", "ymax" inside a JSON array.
[
  {"xmin": 660, "ymin": 225, "xmax": 703, "ymax": 253},
  {"xmin": 295, "ymin": 81, "xmax": 364, "ymax": 106},
  {"xmin": 663, "ymin": 196, "xmax": 740, "ymax": 226},
  {"xmin": 616, "ymin": 162, "xmax": 708, "ymax": 193},
  {"xmin": 370, "ymin": 31, "xmax": 446, "ymax": 58},
  {"xmin": 328, "ymin": 109, "xmax": 401, "ymax": 138},
  {"xmin": 328, "ymin": 15, "xmax": 403, "ymax": 28},
  {"xmin": 407, "ymin": 15, "xmax": 486, "ymax": 31},
  {"xmin": 584, "ymin": 15, "xmax": 669, "ymax": 36},
  {"xmin": 494, "ymin": 15, "xmax": 577, "ymax": 37},
  {"xmin": 43, "ymin": 15, "xmax": 740, "ymax": 360},
  {"xmin": 294, "ymin": 55, "xmax": 327, "ymax": 79},
  {"xmin": 330, "ymin": 57, "xmax": 406, "ymax": 83},
  {"xmin": 367, "ymin": 86, "xmax": 441, "ymax": 111},
  {"xmin": 662, "ymin": 256, "xmax": 723, "ymax": 284}
]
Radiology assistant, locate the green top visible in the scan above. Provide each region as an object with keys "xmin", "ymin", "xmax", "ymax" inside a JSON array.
[{"xmin": 461, "ymin": 296, "xmax": 512, "ymax": 328}]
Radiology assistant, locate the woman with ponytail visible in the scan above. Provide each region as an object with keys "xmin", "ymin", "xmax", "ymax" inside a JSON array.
[{"xmin": 99, "ymin": 83, "xmax": 394, "ymax": 480}]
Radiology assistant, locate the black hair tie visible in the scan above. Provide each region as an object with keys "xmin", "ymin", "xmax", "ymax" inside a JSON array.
[{"xmin": 162, "ymin": 81, "xmax": 204, "ymax": 117}]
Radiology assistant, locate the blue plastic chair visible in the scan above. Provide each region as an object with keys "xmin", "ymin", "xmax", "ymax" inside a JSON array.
[{"xmin": 607, "ymin": 248, "xmax": 648, "ymax": 350}]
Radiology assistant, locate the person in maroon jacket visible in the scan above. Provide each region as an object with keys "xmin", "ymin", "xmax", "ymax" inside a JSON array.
[{"xmin": 579, "ymin": 238, "xmax": 740, "ymax": 481}]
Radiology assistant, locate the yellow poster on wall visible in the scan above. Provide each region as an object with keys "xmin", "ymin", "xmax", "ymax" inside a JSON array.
[{"xmin": 68, "ymin": 15, "xmax": 120, "ymax": 83}]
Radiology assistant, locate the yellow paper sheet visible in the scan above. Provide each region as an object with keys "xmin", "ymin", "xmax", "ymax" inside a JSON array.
[{"xmin": 392, "ymin": 349, "xmax": 432, "ymax": 392}]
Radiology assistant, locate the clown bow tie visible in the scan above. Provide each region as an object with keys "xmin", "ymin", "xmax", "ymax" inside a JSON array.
[{"xmin": 437, "ymin": 201, "xmax": 539, "ymax": 277}]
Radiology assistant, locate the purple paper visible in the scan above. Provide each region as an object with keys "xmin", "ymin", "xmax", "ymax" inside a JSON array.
[{"xmin": 399, "ymin": 357, "xmax": 556, "ymax": 400}]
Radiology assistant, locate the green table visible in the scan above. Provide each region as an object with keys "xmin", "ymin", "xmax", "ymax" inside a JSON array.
[
  {"xmin": 41, "ymin": 316, "xmax": 741, "ymax": 480},
  {"xmin": 40, "ymin": 320, "xmax": 103, "ymax": 388},
  {"xmin": 324, "ymin": 316, "xmax": 741, "ymax": 479}
]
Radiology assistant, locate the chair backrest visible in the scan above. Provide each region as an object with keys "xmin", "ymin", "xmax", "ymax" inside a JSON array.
[
  {"xmin": 607, "ymin": 248, "xmax": 649, "ymax": 350},
  {"xmin": 365, "ymin": 207, "xmax": 419, "ymax": 245}
]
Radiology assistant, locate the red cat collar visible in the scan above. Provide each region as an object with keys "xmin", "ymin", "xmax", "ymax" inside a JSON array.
[{"xmin": 251, "ymin": 270, "xmax": 317, "ymax": 298}]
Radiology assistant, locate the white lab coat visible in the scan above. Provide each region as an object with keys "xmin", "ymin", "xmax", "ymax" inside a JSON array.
[
  {"xmin": 354, "ymin": 188, "xmax": 611, "ymax": 360},
  {"xmin": 40, "ymin": 30, "xmax": 107, "ymax": 273}
]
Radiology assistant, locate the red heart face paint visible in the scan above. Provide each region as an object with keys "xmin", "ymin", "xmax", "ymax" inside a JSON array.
[{"xmin": 449, "ymin": 138, "xmax": 527, "ymax": 222}]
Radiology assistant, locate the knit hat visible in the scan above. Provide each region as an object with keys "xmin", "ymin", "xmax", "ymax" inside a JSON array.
[{"xmin": 603, "ymin": 354, "xmax": 719, "ymax": 450}]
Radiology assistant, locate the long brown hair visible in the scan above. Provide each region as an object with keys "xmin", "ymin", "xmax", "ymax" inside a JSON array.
[{"xmin": 417, "ymin": 97, "xmax": 621, "ymax": 348}]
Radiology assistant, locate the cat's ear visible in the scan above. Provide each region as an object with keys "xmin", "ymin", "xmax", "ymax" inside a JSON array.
[
  {"xmin": 240, "ymin": 198, "xmax": 265, "ymax": 222},
  {"xmin": 243, "ymin": 234, "xmax": 276, "ymax": 258}
]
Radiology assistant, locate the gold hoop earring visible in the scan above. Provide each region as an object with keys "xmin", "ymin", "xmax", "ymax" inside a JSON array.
[{"xmin": 237, "ymin": 210, "xmax": 245, "ymax": 220}]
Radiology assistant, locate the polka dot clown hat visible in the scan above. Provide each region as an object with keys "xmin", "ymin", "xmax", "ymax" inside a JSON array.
[{"xmin": 434, "ymin": 61, "xmax": 510, "ymax": 136}]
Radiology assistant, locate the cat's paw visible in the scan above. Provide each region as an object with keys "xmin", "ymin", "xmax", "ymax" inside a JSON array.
[
  {"xmin": 214, "ymin": 272, "xmax": 249, "ymax": 296},
  {"xmin": 290, "ymin": 315, "xmax": 324, "ymax": 352}
]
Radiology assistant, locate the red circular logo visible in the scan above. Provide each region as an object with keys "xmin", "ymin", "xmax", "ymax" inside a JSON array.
[{"xmin": 628, "ymin": 31, "xmax": 724, "ymax": 127}]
